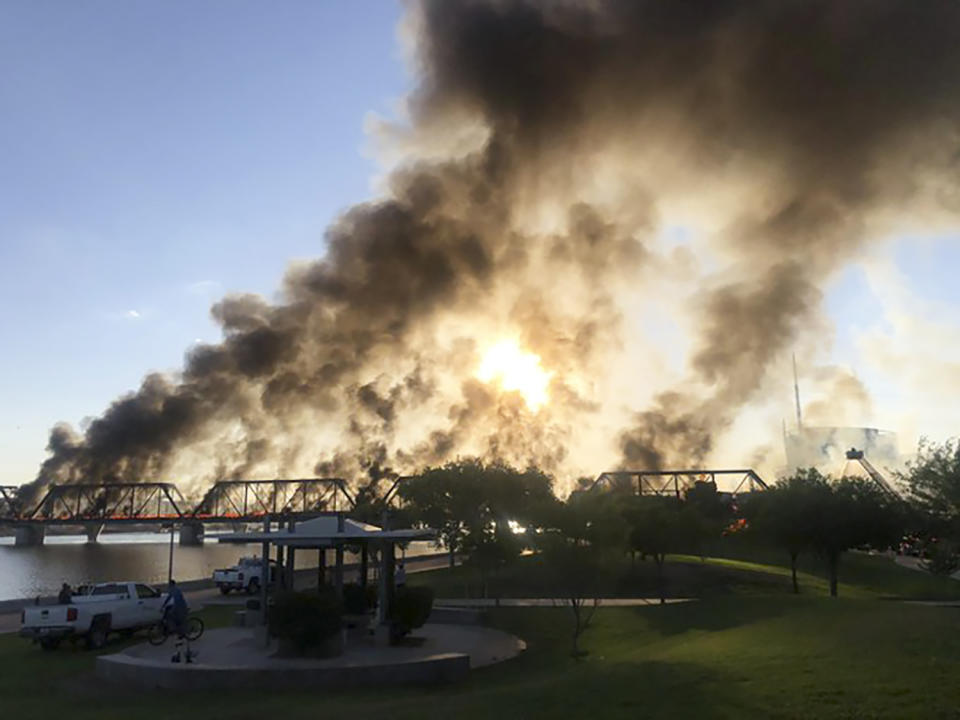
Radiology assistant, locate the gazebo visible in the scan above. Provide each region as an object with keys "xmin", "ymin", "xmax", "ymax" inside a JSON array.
[{"xmin": 216, "ymin": 513, "xmax": 436, "ymax": 633}]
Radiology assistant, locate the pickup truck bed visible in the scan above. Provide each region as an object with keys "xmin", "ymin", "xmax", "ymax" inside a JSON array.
[
  {"xmin": 213, "ymin": 557, "xmax": 277, "ymax": 594},
  {"xmin": 20, "ymin": 581, "xmax": 165, "ymax": 651}
]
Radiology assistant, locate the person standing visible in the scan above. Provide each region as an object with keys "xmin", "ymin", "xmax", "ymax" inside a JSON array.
[
  {"xmin": 161, "ymin": 579, "xmax": 188, "ymax": 636},
  {"xmin": 57, "ymin": 583, "xmax": 72, "ymax": 604}
]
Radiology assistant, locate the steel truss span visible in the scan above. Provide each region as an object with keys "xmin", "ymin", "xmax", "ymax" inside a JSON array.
[
  {"xmin": 0, "ymin": 478, "xmax": 355, "ymax": 525},
  {"xmin": 191, "ymin": 478, "xmax": 354, "ymax": 521},
  {"xmin": 0, "ymin": 486, "xmax": 21, "ymax": 518},
  {"xmin": 592, "ymin": 469, "xmax": 768, "ymax": 497},
  {"xmin": 24, "ymin": 482, "xmax": 186, "ymax": 524}
]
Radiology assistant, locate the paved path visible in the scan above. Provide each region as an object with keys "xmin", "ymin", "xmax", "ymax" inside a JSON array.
[
  {"xmin": 894, "ymin": 554, "xmax": 960, "ymax": 581},
  {"xmin": 116, "ymin": 623, "xmax": 524, "ymax": 670},
  {"xmin": 435, "ymin": 597, "xmax": 693, "ymax": 607},
  {"xmin": 98, "ymin": 623, "xmax": 524, "ymax": 690}
]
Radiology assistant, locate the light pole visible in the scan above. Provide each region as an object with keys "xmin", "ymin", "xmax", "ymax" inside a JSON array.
[{"xmin": 166, "ymin": 523, "xmax": 176, "ymax": 584}]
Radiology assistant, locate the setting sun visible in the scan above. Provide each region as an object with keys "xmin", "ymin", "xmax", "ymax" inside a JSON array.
[{"xmin": 477, "ymin": 339, "xmax": 552, "ymax": 411}]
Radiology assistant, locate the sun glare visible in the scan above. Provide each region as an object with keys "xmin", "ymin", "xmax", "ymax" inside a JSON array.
[{"xmin": 477, "ymin": 339, "xmax": 552, "ymax": 411}]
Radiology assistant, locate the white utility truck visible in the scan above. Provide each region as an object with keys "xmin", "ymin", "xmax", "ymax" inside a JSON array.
[
  {"xmin": 19, "ymin": 581, "xmax": 166, "ymax": 651},
  {"xmin": 212, "ymin": 556, "xmax": 277, "ymax": 594}
]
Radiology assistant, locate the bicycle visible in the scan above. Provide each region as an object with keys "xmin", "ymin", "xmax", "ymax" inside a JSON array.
[{"xmin": 147, "ymin": 607, "xmax": 204, "ymax": 646}]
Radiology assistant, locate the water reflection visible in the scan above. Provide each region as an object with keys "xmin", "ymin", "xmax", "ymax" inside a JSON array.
[
  {"xmin": 0, "ymin": 532, "xmax": 436, "ymax": 601},
  {"xmin": 0, "ymin": 533, "xmax": 264, "ymax": 600}
]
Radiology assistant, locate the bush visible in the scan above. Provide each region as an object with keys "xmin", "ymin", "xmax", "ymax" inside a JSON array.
[
  {"xmin": 921, "ymin": 539, "xmax": 960, "ymax": 576},
  {"xmin": 342, "ymin": 582, "xmax": 378, "ymax": 614},
  {"xmin": 268, "ymin": 589, "xmax": 342, "ymax": 654},
  {"xmin": 389, "ymin": 586, "xmax": 434, "ymax": 642}
]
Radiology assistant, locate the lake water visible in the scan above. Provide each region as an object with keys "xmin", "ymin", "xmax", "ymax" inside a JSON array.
[{"xmin": 0, "ymin": 532, "xmax": 438, "ymax": 601}]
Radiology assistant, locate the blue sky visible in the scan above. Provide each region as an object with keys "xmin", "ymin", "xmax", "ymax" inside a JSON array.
[
  {"xmin": 0, "ymin": 1, "xmax": 407, "ymax": 483},
  {"xmin": 1, "ymin": 1, "xmax": 958, "ymax": 485}
]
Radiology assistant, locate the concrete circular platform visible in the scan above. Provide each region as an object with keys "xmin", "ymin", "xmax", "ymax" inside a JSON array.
[{"xmin": 96, "ymin": 623, "xmax": 526, "ymax": 690}]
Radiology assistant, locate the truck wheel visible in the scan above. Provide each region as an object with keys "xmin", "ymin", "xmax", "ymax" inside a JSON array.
[
  {"xmin": 39, "ymin": 637, "xmax": 61, "ymax": 651},
  {"xmin": 219, "ymin": 586, "xmax": 231, "ymax": 595},
  {"xmin": 86, "ymin": 616, "xmax": 110, "ymax": 650},
  {"xmin": 247, "ymin": 578, "xmax": 260, "ymax": 595}
]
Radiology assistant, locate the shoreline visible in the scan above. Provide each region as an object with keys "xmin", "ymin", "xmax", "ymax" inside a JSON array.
[{"xmin": 0, "ymin": 551, "xmax": 453, "ymax": 616}]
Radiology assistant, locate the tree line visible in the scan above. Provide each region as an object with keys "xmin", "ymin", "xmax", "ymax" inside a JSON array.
[{"xmin": 377, "ymin": 439, "xmax": 960, "ymax": 655}]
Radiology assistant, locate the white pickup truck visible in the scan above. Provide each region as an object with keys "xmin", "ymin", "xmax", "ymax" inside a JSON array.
[
  {"xmin": 213, "ymin": 556, "xmax": 277, "ymax": 594},
  {"xmin": 19, "ymin": 581, "xmax": 166, "ymax": 651}
]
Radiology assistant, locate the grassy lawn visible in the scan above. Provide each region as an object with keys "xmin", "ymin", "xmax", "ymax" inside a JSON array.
[
  {"xmin": 412, "ymin": 546, "xmax": 960, "ymax": 601},
  {"xmin": 701, "ymin": 539, "xmax": 960, "ymax": 601},
  {"xmin": 3, "ymin": 557, "xmax": 960, "ymax": 719}
]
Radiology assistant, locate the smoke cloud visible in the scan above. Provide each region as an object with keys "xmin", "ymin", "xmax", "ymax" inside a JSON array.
[{"xmin": 28, "ymin": 0, "xmax": 960, "ymax": 498}]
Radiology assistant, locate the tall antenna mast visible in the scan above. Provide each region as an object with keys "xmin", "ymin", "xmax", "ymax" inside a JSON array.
[{"xmin": 793, "ymin": 353, "xmax": 803, "ymax": 432}]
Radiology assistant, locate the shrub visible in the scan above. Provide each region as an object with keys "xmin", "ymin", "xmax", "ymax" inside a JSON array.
[
  {"xmin": 389, "ymin": 586, "xmax": 434, "ymax": 642},
  {"xmin": 921, "ymin": 539, "xmax": 960, "ymax": 576},
  {"xmin": 342, "ymin": 582, "xmax": 378, "ymax": 614},
  {"xmin": 268, "ymin": 589, "xmax": 342, "ymax": 653}
]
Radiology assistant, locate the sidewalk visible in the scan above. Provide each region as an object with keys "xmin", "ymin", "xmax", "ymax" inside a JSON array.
[
  {"xmin": 894, "ymin": 554, "xmax": 960, "ymax": 581},
  {"xmin": 434, "ymin": 597, "xmax": 694, "ymax": 608}
]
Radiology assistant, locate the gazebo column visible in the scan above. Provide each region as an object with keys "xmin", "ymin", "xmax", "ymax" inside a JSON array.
[
  {"xmin": 334, "ymin": 512, "xmax": 345, "ymax": 600},
  {"xmin": 385, "ymin": 540, "xmax": 396, "ymax": 612},
  {"xmin": 285, "ymin": 520, "xmax": 296, "ymax": 590},
  {"xmin": 276, "ymin": 520, "xmax": 286, "ymax": 589},
  {"xmin": 286, "ymin": 547, "xmax": 296, "ymax": 590},
  {"xmin": 317, "ymin": 547, "xmax": 326, "ymax": 588},
  {"xmin": 334, "ymin": 544, "xmax": 344, "ymax": 600},
  {"xmin": 360, "ymin": 545, "xmax": 369, "ymax": 589},
  {"xmin": 260, "ymin": 517, "xmax": 270, "ymax": 629},
  {"xmin": 377, "ymin": 541, "xmax": 388, "ymax": 626},
  {"xmin": 377, "ymin": 540, "xmax": 396, "ymax": 627}
]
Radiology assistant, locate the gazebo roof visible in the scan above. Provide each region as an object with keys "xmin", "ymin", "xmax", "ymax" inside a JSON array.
[{"xmin": 216, "ymin": 514, "xmax": 436, "ymax": 547}]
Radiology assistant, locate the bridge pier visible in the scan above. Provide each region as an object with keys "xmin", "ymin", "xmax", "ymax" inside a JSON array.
[
  {"xmin": 14, "ymin": 525, "xmax": 45, "ymax": 547},
  {"xmin": 178, "ymin": 522, "xmax": 205, "ymax": 546},
  {"xmin": 85, "ymin": 523, "xmax": 105, "ymax": 543}
]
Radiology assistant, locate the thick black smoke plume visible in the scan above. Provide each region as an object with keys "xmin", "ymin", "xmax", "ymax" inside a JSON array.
[{"xmin": 29, "ymin": 0, "xmax": 960, "ymax": 497}]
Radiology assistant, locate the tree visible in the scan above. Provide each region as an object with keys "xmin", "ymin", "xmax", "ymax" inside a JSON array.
[
  {"xmin": 349, "ymin": 475, "xmax": 403, "ymax": 526},
  {"xmin": 899, "ymin": 438, "xmax": 960, "ymax": 564},
  {"xmin": 810, "ymin": 477, "xmax": 903, "ymax": 597},
  {"xmin": 901, "ymin": 438, "xmax": 960, "ymax": 522},
  {"xmin": 921, "ymin": 538, "xmax": 960, "ymax": 576},
  {"xmin": 683, "ymin": 480, "xmax": 732, "ymax": 559},
  {"xmin": 399, "ymin": 459, "xmax": 488, "ymax": 568},
  {"xmin": 399, "ymin": 459, "xmax": 559, "ymax": 588},
  {"xmin": 461, "ymin": 521, "xmax": 522, "ymax": 599},
  {"xmin": 538, "ymin": 492, "xmax": 623, "ymax": 658},
  {"xmin": 560, "ymin": 485, "xmax": 629, "ymax": 549},
  {"xmin": 624, "ymin": 496, "xmax": 704, "ymax": 604},
  {"xmin": 685, "ymin": 481, "xmax": 732, "ymax": 528},
  {"xmin": 746, "ymin": 471, "xmax": 903, "ymax": 597},
  {"xmin": 538, "ymin": 533, "xmax": 603, "ymax": 659},
  {"xmin": 745, "ymin": 469, "xmax": 826, "ymax": 594}
]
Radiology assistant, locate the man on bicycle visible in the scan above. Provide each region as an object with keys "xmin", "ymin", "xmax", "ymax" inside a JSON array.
[{"xmin": 161, "ymin": 579, "xmax": 189, "ymax": 638}]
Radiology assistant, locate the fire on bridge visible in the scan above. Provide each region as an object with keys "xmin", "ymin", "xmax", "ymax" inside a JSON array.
[{"xmin": 1, "ymin": 469, "xmax": 770, "ymax": 546}]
